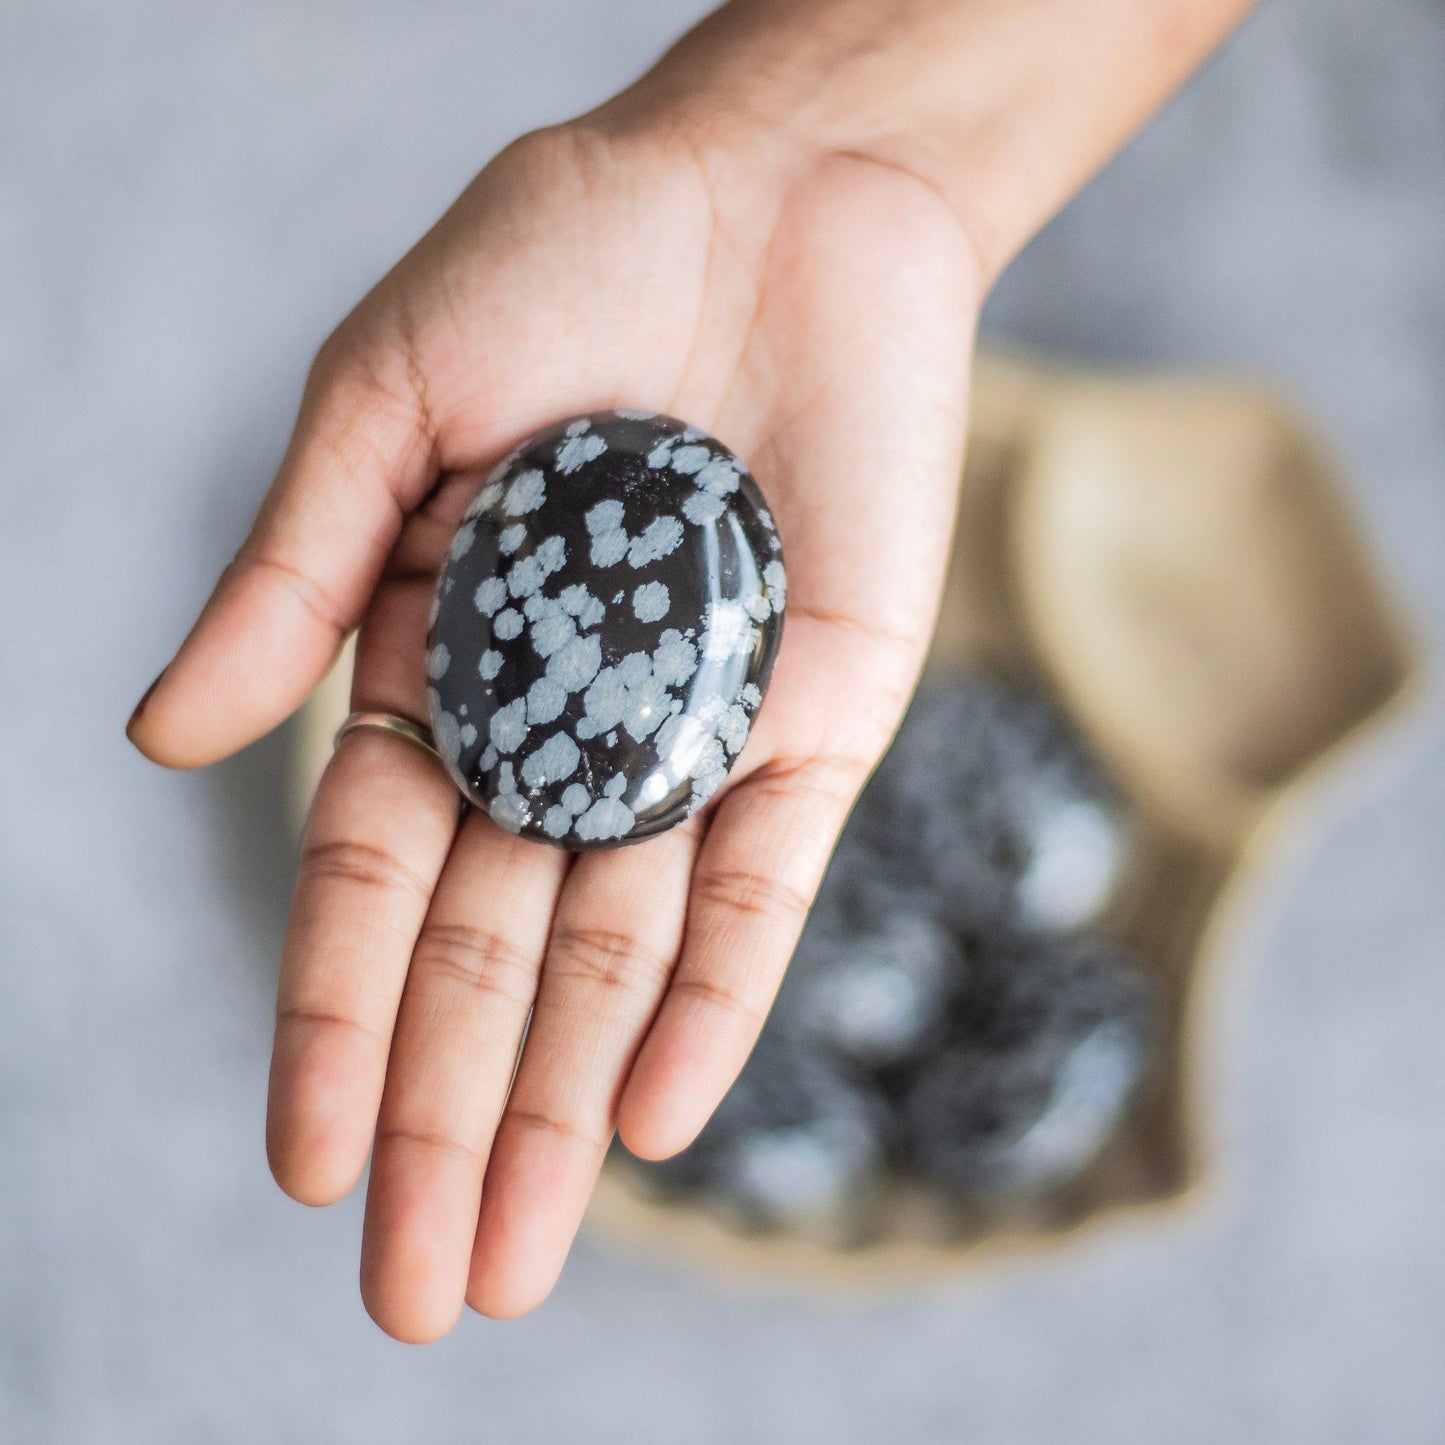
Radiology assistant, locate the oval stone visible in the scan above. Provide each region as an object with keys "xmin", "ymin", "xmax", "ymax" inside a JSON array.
[{"xmin": 426, "ymin": 410, "xmax": 785, "ymax": 848}]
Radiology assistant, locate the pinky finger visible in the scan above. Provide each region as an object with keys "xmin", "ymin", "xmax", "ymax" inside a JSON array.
[{"xmin": 615, "ymin": 754, "xmax": 865, "ymax": 1161}]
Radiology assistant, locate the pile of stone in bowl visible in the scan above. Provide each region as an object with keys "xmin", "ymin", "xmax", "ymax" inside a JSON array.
[{"xmin": 616, "ymin": 669, "xmax": 1158, "ymax": 1243}]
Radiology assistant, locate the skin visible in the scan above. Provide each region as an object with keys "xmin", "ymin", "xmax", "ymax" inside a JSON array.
[{"xmin": 127, "ymin": 0, "xmax": 1256, "ymax": 1341}]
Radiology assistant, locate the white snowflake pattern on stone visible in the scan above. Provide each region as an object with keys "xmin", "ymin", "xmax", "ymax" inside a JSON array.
[
  {"xmin": 474, "ymin": 577, "xmax": 507, "ymax": 616},
  {"xmin": 585, "ymin": 498, "xmax": 623, "ymax": 533},
  {"xmin": 556, "ymin": 421, "xmax": 607, "ymax": 474},
  {"xmin": 492, "ymin": 608, "xmax": 523, "ymax": 641},
  {"xmin": 702, "ymin": 599, "xmax": 756, "ymax": 661},
  {"xmin": 526, "ymin": 676, "xmax": 568, "ymax": 725},
  {"xmin": 577, "ymin": 651, "xmax": 671, "ymax": 743},
  {"xmin": 521, "ymin": 732, "xmax": 581, "ymax": 789},
  {"xmin": 695, "ymin": 457, "xmax": 741, "ymax": 496},
  {"xmin": 589, "ymin": 526, "xmax": 627, "ymax": 565},
  {"xmin": 433, "ymin": 707, "xmax": 463, "ymax": 768},
  {"xmin": 646, "ymin": 436, "xmax": 678, "ymax": 469},
  {"xmin": 652, "ymin": 629, "xmax": 698, "ymax": 688},
  {"xmin": 448, "ymin": 520, "xmax": 477, "ymax": 561},
  {"xmin": 585, "ymin": 498, "xmax": 629, "ymax": 567},
  {"xmin": 529, "ymin": 605, "xmax": 576, "ymax": 659},
  {"xmin": 762, "ymin": 559, "xmax": 786, "ymax": 612},
  {"xmin": 533, "ymin": 534, "xmax": 567, "ymax": 574},
  {"xmin": 682, "ymin": 491, "xmax": 726, "ymax": 526},
  {"xmin": 669, "ymin": 444, "xmax": 711, "ymax": 475},
  {"xmin": 627, "ymin": 515, "xmax": 683, "ymax": 567},
  {"xmin": 506, "ymin": 535, "xmax": 566, "ymax": 600},
  {"xmin": 559, "ymin": 582, "xmax": 606, "ymax": 629},
  {"xmin": 489, "ymin": 791, "xmax": 531, "ymax": 833},
  {"xmin": 574, "ymin": 795, "xmax": 635, "ymax": 841},
  {"xmin": 503, "ymin": 468, "xmax": 546, "ymax": 516},
  {"xmin": 465, "ymin": 478, "xmax": 504, "ymax": 519},
  {"xmin": 632, "ymin": 580, "xmax": 670, "ymax": 623},
  {"xmin": 716, "ymin": 702, "xmax": 751, "ymax": 756},
  {"xmin": 506, "ymin": 555, "xmax": 546, "ymax": 599},
  {"xmin": 689, "ymin": 737, "xmax": 728, "ymax": 807},
  {"xmin": 547, "ymin": 632, "xmax": 603, "ymax": 693},
  {"xmin": 489, "ymin": 697, "xmax": 528, "ymax": 754},
  {"xmin": 653, "ymin": 712, "xmax": 710, "ymax": 776}
]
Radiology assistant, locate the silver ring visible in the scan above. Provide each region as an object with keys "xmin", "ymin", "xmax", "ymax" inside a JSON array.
[{"xmin": 333, "ymin": 710, "xmax": 440, "ymax": 760}]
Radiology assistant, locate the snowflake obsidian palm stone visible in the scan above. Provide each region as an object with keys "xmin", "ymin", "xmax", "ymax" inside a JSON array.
[
  {"xmin": 858, "ymin": 674, "xmax": 1130, "ymax": 937},
  {"xmin": 896, "ymin": 940, "xmax": 1157, "ymax": 1198},
  {"xmin": 426, "ymin": 411, "xmax": 785, "ymax": 848}
]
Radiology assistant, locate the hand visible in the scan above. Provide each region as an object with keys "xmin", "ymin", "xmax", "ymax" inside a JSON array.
[
  {"xmin": 128, "ymin": 99, "xmax": 978, "ymax": 1335},
  {"xmin": 127, "ymin": 0, "xmax": 1256, "ymax": 1345}
]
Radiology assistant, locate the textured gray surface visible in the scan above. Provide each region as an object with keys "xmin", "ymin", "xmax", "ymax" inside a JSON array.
[{"xmin": 3, "ymin": 2, "xmax": 1443, "ymax": 1441}]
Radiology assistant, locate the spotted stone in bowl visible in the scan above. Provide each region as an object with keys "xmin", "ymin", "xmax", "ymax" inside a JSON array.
[
  {"xmin": 773, "ymin": 846, "xmax": 966, "ymax": 1069},
  {"xmin": 427, "ymin": 410, "xmax": 785, "ymax": 848},
  {"xmin": 619, "ymin": 1032, "xmax": 887, "ymax": 1240},
  {"xmin": 896, "ymin": 939, "xmax": 1158, "ymax": 1198},
  {"xmin": 858, "ymin": 674, "xmax": 1131, "ymax": 938}
]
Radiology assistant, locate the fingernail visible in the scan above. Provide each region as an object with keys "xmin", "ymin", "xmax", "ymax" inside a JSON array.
[{"xmin": 126, "ymin": 669, "xmax": 165, "ymax": 736}]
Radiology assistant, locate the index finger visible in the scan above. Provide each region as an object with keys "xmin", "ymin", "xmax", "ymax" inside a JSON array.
[{"xmin": 126, "ymin": 331, "xmax": 435, "ymax": 769}]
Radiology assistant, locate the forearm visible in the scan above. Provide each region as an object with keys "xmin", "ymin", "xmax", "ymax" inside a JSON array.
[{"xmin": 615, "ymin": 0, "xmax": 1257, "ymax": 283}]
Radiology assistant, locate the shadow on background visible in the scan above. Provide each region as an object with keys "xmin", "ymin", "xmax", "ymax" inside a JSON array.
[
  {"xmin": 192, "ymin": 396, "xmax": 308, "ymax": 983},
  {"xmin": 204, "ymin": 723, "xmax": 299, "ymax": 979}
]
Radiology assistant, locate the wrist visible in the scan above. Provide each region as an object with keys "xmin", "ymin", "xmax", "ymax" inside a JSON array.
[
  {"xmin": 584, "ymin": 4, "xmax": 992, "ymax": 290},
  {"xmin": 594, "ymin": 3, "xmax": 939, "ymax": 180},
  {"xmin": 592, "ymin": 0, "xmax": 1256, "ymax": 286}
]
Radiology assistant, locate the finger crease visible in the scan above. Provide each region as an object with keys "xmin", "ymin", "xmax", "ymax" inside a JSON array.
[
  {"xmin": 668, "ymin": 975, "xmax": 765, "ymax": 1030},
  {"xmin": 740, "ymin": 754, "xmax": 867, "ymax": 815},
  {"xmin": 692, "ymin": 866, "xmax": 811, "ymax": 926},
  {"xmin": 245, "ymin": 550, "xmax": 356, "ymax": 638},
  {"xmin": 787, "ymin": 602, "xmax": 918, "ymax": 653},
  {"xmin": 395, "ymin": 306, "xmax": 443, "ymax": 471},
  {"xmin": 550, "ymin": 926, "xmax": 674, "ymax": 993},
  {"xmin": 301, "ymin": 837, "xmax": 434, "ymax": 908},
  {"xmin": 505, "ymin": 1108, "xmax": 607, "ymax": 1151},
  {"xmin": 375, "ymin": 1124, "xmax": 485, "ymax": 1171},
  {"xmin": 415, "ymin": 923, "xmax": 539, "ymax": 1009},
  {"xmin": 274, "ymin": 1003, "xmax": 390, "ymax": 1052}
]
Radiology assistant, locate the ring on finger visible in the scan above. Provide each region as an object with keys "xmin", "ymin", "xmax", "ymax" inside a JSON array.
[{"xmin": 333, "ymin": 710, "xmax": 440, "ymax": 762}]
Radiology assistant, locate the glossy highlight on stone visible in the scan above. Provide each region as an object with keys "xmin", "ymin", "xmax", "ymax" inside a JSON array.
[{"xmin": 426, "ymin": 410, "xmax": 785, "ymax": 848}]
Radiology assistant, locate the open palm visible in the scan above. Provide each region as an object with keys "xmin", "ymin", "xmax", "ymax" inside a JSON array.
[{"xmin": 131, "ymin": 116, "xmax": 979, "ymax": 1338}]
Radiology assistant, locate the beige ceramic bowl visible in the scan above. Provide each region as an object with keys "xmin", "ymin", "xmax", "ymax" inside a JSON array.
[{"xmin": 292, "ymin": 350, "xmax": 1420, "ymax": 1288}]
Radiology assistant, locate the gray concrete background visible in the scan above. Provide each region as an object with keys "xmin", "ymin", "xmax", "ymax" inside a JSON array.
[{"xmin": 2, "ymin": 1, "xmax": 1443, "ymax": 1441}]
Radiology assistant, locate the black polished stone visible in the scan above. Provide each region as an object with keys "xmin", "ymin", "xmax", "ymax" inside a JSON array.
[
  {"xmin": 426, "ymin": 410, "xmax": 784, "ymax": 848},
  {"xmin": 773, "ymin": 842, "xmax": 966, "ymax": 1069},
  {"xmin": 857, "ymin": 673, "xmax": 1131, "ymax": 938},
  {"xmin": 623, "ymin": 1032, "xmax": 886, "ymax": 1238},
  {"xmin": 896, "ymin": 939, "xmax": 1157, "ymax": 1198}
]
